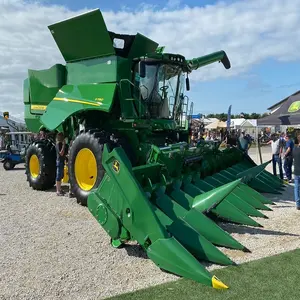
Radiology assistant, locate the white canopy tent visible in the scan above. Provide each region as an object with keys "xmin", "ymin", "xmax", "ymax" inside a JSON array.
[{"xmin": 205, "ymin": 120, "xmax": 227, "ymax": 129}]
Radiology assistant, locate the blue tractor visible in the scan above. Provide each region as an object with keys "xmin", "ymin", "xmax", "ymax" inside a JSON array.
[
  {"xmin": 0, "ymin": 148, "xmax": 25, "ymax": 170},
  {"xmin": 0, "ymin": 136, "xmax": 29, "ymax": 170},
  {"xmin": 1, "ymin": 112, "xmax": 31, "ymax": 170}
]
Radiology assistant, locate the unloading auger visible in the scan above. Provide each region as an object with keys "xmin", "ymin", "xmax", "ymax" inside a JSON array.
[{"xmin": 22, "ymin": 8, "xmax": 285, "ymax": 289}]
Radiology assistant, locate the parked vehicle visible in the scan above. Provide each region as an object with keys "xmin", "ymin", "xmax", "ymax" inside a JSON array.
[
  {"xmin": 20, "ymin": 8, "xmax": 284, "ymax": 289},
  {"xmin": 0, "ymin": 132, "xmax": 31, "ymax": 170},
  {"xmin": 0, "ymin": 149, "xmax": 24, "ymax": 170}
]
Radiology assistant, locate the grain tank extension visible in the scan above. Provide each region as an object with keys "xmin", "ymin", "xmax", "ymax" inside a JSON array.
[{"xmin": 23, "ymin": 9, "xmax": 285, "ymax": 289}]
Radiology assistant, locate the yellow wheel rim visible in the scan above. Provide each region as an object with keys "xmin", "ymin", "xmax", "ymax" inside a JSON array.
[
  {"xmin": 29, "ymin": 154, "xmax": 40, "ymax": 178},
  {"xmin": 75, "ymin": 148, "xmax": 97, "ymax": 191}
]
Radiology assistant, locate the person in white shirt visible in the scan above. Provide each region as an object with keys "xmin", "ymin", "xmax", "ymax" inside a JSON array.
[{"xmin": 267, "ymin": 134, "xmax": 283, "ymax": 179}]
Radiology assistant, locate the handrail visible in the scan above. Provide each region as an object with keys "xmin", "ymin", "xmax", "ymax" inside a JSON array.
[
  {"xmin": 119, "ymin": 79, "xmax": 151, "ymax": 119},
  {"xmin": 119, "ymin": 79, "xmax": 141, "ymax": 117}
]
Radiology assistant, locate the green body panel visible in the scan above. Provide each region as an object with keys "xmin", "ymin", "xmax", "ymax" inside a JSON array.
[
  {"xmin": 127, "ymin": 33, "xmax": 159, "ymax": 59},
  {"xmin": 23, "ymin": 8, "xmax": 286, "ymax": 289},
  {"xmin": 28, "ymin": 64, "xmax": 66, "ymax": 105},
  {"xmin": 40, "ymin": 83, "xmax": 117, "ymax": 131},
  {"xmin": 48, "ymin": 9, "xmax": 115, "ymax": 62},
  {"xmin": 25, "ymin": 64, "xmax": 66, "ymax": 131},
  {"xmin": 64, "ymin": 56, "xmax": 132, "ymax": 86},
  {"xmin": 66, "ymin": 56, "xmax": 117, "ymax": 84},
  {"xmin": 24, "ymin": 104, "xmax": 45, "ymax": 132}
]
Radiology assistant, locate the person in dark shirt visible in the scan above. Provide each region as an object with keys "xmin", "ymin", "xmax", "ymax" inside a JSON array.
[
  {"xmin": 293, "ymin": 134, "xmax": 300, "ymax": 210},
  {"xmin": 56, "ymin": 132, "xmax": 66, "ymax": 196},
  {"xmin": 283, "ymin": 134, "xmax": 294, "ymax": 183},
  {"xmin": 227, "ymin": 130, "xmax": 237, "ymax": 147}
]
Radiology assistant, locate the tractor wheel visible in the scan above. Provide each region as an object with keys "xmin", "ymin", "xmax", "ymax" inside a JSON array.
[
  {"xmin": 68, "ymin": 132, "xmax": 107, "ymax": 206},
  {"xmin": 68, "ymin": 131, "xmax": 137, "ymax": 206},
  {"xmin": 3, "ymin": 160, "xmax": 13, "ymax": 170},
  {"xmin": 25, "ymin": 140, "xmax": 56, "ymax": 190}
]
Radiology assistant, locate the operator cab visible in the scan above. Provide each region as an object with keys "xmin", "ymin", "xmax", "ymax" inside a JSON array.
[{"xmin": 133, "ymin": 54, "xmax": 190, "ymax": 121}]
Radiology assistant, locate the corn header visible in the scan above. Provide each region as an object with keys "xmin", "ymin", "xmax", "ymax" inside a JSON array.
[{"xmin": 23, "ymin": 9, "xmax": 285, "ymax": 289}]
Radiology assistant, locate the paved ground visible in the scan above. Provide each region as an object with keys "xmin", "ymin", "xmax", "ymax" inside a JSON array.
[
  {"xmin": 249, "ymin": 144, "xmax": 294, "ymax": 176},
  {"xmin": 0, "ymin": 147, "xmax": 299, "ymax": 300},
  {"xmin": 249, "ymin": 145, "xmax": 273, "ymax": 172}
]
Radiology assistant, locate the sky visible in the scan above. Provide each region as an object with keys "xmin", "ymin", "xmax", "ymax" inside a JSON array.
[{"xmin": 1, "ymin": 0, "xmax": 300, "ymax": 120}]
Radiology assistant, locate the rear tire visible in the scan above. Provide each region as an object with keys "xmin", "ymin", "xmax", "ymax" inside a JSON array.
[
  {"xmin": 3, "ymin": 160, "xmax": 13, "ymax": 170},
  {"xmin": 25, "ymin": 140, "xmax": 56, "ymax": 190}
]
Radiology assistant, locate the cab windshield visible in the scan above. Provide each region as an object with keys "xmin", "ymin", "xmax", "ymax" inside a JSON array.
[{"xmin": 135, "ymin": 63, "xmax": 185, "ymax": 119}]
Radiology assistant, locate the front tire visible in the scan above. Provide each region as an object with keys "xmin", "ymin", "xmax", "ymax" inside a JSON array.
[
  {"xmin": 68, "ymin": 132, "xmax": 106, "ymax": 206},
  {"xmin": 68, "ymin": 131, "xmax": 137, "ymax": 206},
  {"xmin": 25, "ymin": 140, "xmax": 56, "ymax": 190}
]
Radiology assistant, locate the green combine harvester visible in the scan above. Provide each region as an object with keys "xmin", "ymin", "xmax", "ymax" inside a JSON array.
[{"xmin": 22, "ymin": 9, "xmax": 285, "ymax": 289}]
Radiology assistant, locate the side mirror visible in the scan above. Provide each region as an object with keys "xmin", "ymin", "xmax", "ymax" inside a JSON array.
[
  {"xmin": 186, "ymin": 77, "xmax": 190, "ymax": 91},
  {"xmin": 139, "ymin": 61, "xmax": 146, "ymax": 78}
]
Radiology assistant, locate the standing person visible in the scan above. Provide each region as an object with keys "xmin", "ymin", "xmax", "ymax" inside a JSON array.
[
  {"xmin": 205, "ymin": 132, "xmax": 210, "ymax": 141},
  {"xmin": 67, "ymin": 135, "xmax": 76, "ymax": 198},
  {"xmin": 190, "ymin": 130, "xmax": 194, "ymax": 145},
  {"xmin": 238, "ymin": 131, "xmax": 250, "ymax": 154},
  {"xmin": 197, "ymin": 130, "xmax": 201, "ymax": 141},
  {"xmin": 267, "ymin": 134, "xmax": 283, "ymax": 179},
  {"xmin": 39, "ymin": 130, "xmax": 46, "ymax": 140},
  {"xmin": 246, "ymin": 133, "xmax": 252, "ymax": 150},
  {"xmin": 227, "ymin": 130, "xmax": 237, "ymax": 147},
  {"xmin": 283, "ymin": 134, "xmax": 294, "ymax": 183},
  {"xmin": 293, "ymin": 134, "xmax": 300, "ymax": 210},
  {"xmin": 279, "ymin": 132, "xmax": 286, "ymax": 178},
  {"xmin": 193, "ymin": 130, "xmax": 198, "ymax": 145},
  {"xmin": 56, "ymin": 132, "xmax": 66, "ymax": 196}
]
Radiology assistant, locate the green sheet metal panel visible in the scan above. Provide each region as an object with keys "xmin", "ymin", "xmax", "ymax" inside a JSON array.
[
  {"xmin": 40, "ymin": 83, "xmax": 117, "ymax": 131},
  {"xmin": 28, "ymin": 64, "xmax": 66, "ymax": 106},
  {"xmin": 66, "ymin": 56, "xmax": 117, "ymax": 85},
  {"xmin": 24, "ymin": 104, "xmax": 45, "ymax": 132},
  {"xmin": 127, "ymin": 33, "xmax": 159, "ymax": 59},
  {"xmin": 48, "ymin": 9, "xmax": 115, "ymax": 62}
]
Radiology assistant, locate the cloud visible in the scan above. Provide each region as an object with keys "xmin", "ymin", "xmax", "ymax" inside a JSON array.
[{"xmin": 1, "ymin": 0, "xmax": 300, "ymax": 119}]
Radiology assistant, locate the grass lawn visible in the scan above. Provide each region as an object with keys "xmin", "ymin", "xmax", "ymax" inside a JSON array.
[{"xmin": 106, "ymin": 249, "xmax": 300, "ymax": 300}]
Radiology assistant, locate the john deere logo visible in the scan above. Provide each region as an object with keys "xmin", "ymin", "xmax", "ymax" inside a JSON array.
[
  {"xmin": 288, "ymin": 101, "xmax": 300, "ymax": 113},
  {"xmin": 112, "ymin": 160, "xmax": 120, "ymax": 173}
]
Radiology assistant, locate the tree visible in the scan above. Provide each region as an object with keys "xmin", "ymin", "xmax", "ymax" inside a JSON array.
[
  {"xmin": 202, "ymin": 112, "xmax": 264, "ymax": 119},
  {"xmin": 249, "ymin": 113, "xmax": 261, "ymax": 119},
  {"xmin": 219, "ymin": 113, "xmax": 227, "ymax": 121},
  {"xmin": 206, "ymin": 114, "xmax": 215, "ymax": 118}
]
